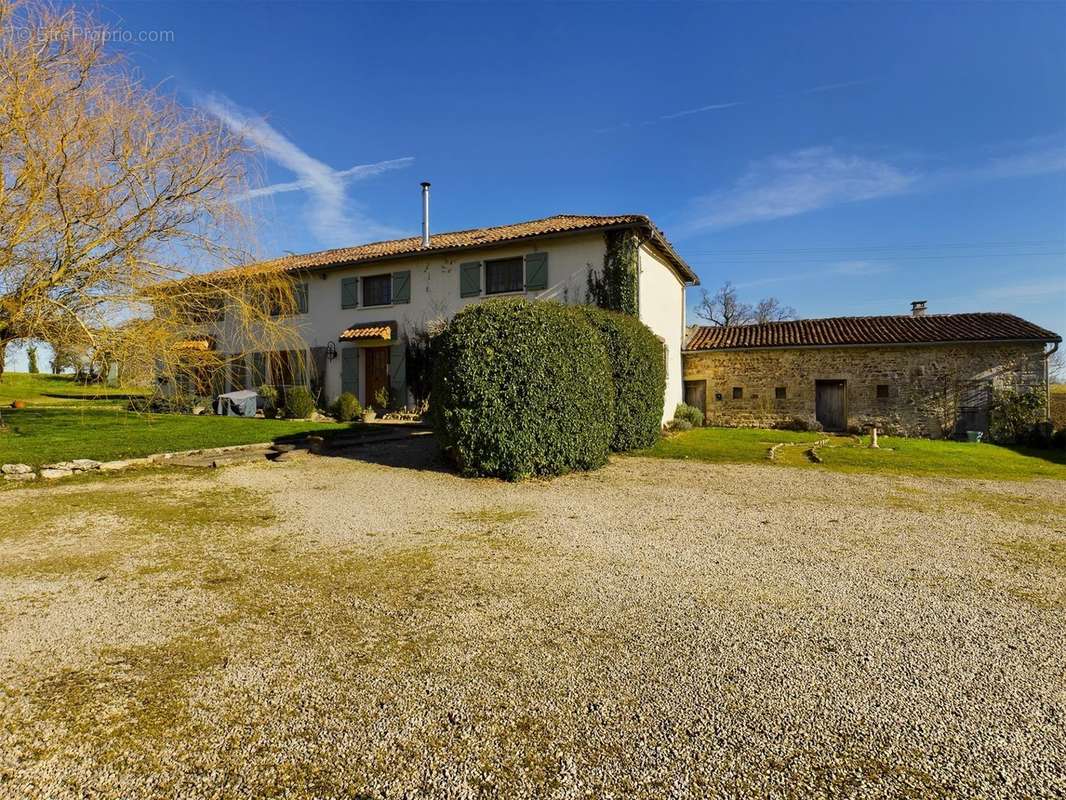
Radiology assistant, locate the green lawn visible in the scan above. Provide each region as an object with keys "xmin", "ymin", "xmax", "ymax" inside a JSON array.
[
  {"xmin": 643, "ymin": 426, "xmax": 1066, "ymax": 481},
  {"xmin": 0, "ymin": 407, "xmax": 354, "ymax": 468},
  {"xmin": 0, "ymin": 372, "xmax": 357, "ymax": 467}
]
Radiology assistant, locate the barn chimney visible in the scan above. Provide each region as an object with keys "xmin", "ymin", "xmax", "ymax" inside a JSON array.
[
  {"xmin": 420, "ymin": 182, "xmax": 431, "ymax": 248},
  {"xmin": 910, "ymin": 300, "xmax": 927, "ymax": 317}
]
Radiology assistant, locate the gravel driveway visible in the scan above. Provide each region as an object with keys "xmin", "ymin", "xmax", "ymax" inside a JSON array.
[{"xmin": 1, "ymin": 438, "xmax": 1063, "ymax": 798}]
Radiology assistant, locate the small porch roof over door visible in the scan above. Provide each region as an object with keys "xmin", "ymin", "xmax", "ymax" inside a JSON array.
[{"xmin": 339, "ymin": 321, "xmax": 396, "ymax": 342}]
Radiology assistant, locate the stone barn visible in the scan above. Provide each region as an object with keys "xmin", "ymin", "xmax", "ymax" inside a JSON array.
[{"xmin": 681, "ymin": 303, "xmax": 1061, "ymax": 437}]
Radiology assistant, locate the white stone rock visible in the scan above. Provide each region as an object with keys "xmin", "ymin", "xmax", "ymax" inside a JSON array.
[
  {"xmin": 98, "ymin": 460, "xmax": 130, "ymax": 472},
  {"xmin": 3, "ymin": 472, "xmax": 36, "ymax": 482},
  {"xmin": 41, "ymin": 461, "xmax": 76, "ymax": 471},
  {"xmin": 40, "ymin": 468, "xmax": 73, "ymax": 480},
  {"xmin": 1, "ymin": 463, "xmax": 32, "ymax": 475},
  {"xmin": 71, "ymin": 459, "xmax": 102, "ymax": 470}
]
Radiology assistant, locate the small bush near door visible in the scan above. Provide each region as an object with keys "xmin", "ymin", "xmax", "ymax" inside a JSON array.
[
  {"xmin": 283, "ymin": 387, "xmax": 316, "ymax": 420},
  {"xmin": 580, "ymin": 306, "xmax": 666, "ymax": 451},
  {"xmin": 672, "ymin": 403, "xmax": 704, "ymax": 428},
  {"xmin": 430, "ymin": 299, "xmax": 614, "ymax": 479},
  {"xmin": 332, "ymin": 392, "xmax": 362, "ymax": 422}
]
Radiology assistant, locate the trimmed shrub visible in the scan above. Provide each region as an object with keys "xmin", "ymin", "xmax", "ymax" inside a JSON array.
[
  {"xmin": 666, "ymin": 418, "xmax": 692, "ymax": 433},
  {"xmin": 988, "ymin": 387, "xmax": 1045, "ymax": 443},
  {"xmin": 579, "ymin": 306, "xmax": 666, "ymax": 451},
  {"xmin": 673, "ymin": 402, "xmax": 704, "ymax": 428},
  {"xmin": 332, "ymin": 391, "xmax": 362, "ymax": 422},
  {"xmin": 430, "ymin": 299, "xmax": 614, "ymax": 479},
  {"xmin": 284, "ymin": 386, "xmax": 316, "ymax": 419}
]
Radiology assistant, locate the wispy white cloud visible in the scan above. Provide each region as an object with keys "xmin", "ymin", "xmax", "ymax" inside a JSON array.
[
  {"xmin": 200, "ymin": 93, "xmax": 413, "ymax": 246},
  {"xmin": 690, "ymin": 146, "xmax": 917, "ymax": 231},
  {"xmin": 596, "ymin": 79, "xmax": 866, "ymax": 133},
  {"xmin": 687, "ymin": 137, "xmax": 1066, "ymax": 232},
  {"xmin": 800, "ymin": 79, "xmax": 869, "ymax": 95},
  {"xmin": 659, "ymin": 101, "xmax": 745, "ymax": 121},
  {"xmin": 238, "ymin": 158, "xmax": 414, "ymax": 201}
]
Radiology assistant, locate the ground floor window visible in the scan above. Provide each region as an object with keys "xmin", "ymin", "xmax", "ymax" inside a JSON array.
[
  {"xmin": 775, "ymin": 386, "xmax": 787, "ymax": 400},
  {"xmin": 732, "ymin": 386, "xmax": 743, "ymax": 400},
  {"xmin": 876, "ymin": 384, "xmax": 890, "ymax": 399},
  {"xmin": 269, "ymin": 350, "xmax": 307, "ymax": 388},
  {"xmin": 485, "ymin": 257, "xmax": 524, "ymax": 294}
]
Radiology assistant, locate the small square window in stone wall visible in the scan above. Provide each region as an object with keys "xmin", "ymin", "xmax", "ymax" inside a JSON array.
[
  {"xmin": 732, "ymin": 387, "xmax": 743, "ymax": 400},
  {"xmin": 876, "ymin": 384, "xmax": 890, "ymax": 399},
  {"xmin": 775, "ymin": 386, "xmax": 787, "ymax": 400}
]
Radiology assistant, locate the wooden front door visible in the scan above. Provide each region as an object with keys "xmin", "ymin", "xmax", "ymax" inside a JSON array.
[
  {"xmin": 684, "ymin": 380, "xmax": 706, "ymax": 422},
  {"xmin": 815, "ymin": 380, "xmax": 847, "ymax": 431},
  {"xmin": 364, "ymin": 347, "xmax": 390, "ymax": 409}
]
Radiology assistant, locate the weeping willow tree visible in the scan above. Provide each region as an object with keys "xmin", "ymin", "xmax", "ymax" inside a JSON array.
[{"xmin": 0, "ymin": 0, "xmax": 302, "ymax": 411}]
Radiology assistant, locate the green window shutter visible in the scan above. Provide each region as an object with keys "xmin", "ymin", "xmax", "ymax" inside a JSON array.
[
  {"xmin": 341, "ymin": 277, "xmax": 358, "ymax": 309},
  {"xmin": 296, "ymin": 283, "xmax": 309, "ymax": 314},
  {"xmin": 389, "ymin": 342, "xmax": 407, "ymax": 408},
  {"xmin": 525, "ymin": 252, "xmax": 548, "ymax": 291},
  {"xmin": 460, "ymin": 261, "xmax": 481, "ymax": 297},
  {"xmin": 392, "ymin": 270, "xmax": 411, "ymax": 304},
  {"xmin": 340, "ymin": 347, "xmax": 359, "ymax": 397}
]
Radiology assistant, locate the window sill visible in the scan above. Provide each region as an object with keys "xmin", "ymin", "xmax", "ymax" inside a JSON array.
[{"xmin": 483, "ymin": 289, "xmax": 527, "ymax": 297}]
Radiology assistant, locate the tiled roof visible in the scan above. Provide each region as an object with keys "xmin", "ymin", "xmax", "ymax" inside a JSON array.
[
  {"xmin": 217, "ymin": 214, "xmax": 697, "ymax": 284},
  {"xmin": 339, "ymin": 322, "xmax": 396, "ymax": 342},
  {"xmin": 685, "ymin": 313, "xmax": 1061, "ymax": 351}
]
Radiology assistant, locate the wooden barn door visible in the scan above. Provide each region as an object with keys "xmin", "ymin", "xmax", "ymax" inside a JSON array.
[
  {"xmin": 683, "ymin": 380, "xmax": 706, "ymax": 422},
  {"xmin": 815, "ymin": 380, "xmax": 847, "ymax": 431}
]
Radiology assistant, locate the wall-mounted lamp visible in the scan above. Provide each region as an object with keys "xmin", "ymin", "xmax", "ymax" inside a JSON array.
[{"xmin": 325, "ymin": 341, "xmax": 337, "ymax": 361}]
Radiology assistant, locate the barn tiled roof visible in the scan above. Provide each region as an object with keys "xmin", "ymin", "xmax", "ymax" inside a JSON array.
[
  {"xmin": 217, "ymin": 214, "xmax": 697, "ymax": 284},
  {"xmin": 685, "ymin": 313, "xmax": 1061, "ymax": 351}
]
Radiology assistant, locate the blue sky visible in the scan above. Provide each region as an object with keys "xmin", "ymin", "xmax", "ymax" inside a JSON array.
[{"xmin": 9, "ymin": 2, "xmax": 1066, "ymax": 369}]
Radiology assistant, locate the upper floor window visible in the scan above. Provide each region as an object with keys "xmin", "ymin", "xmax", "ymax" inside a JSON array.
[
  {"xmin": 485, "ymin": 257, "xmax": 524, "ymax": 295},
  {"xmin": 876, "ymin": 384, "xmax": 890, "ymax": 399},
  {"xmin": 732, "ymin": 387, "xmax": 743, "ymax": 400},
  {"xmin": 362, "ymin": 274, "xmax": 392, "ymax": 306},
  {"xmin": 270, "ymin": 282, "xmax": 308, "ymax": 316},
  {"xmin": 775, "ymin": 386, "xmax": 787, "ymax": 400}
]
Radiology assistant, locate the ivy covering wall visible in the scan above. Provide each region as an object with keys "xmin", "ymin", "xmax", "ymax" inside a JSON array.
[{"xmin": 587, "ymin": 230, "xmax": 640, "ymax": 316}]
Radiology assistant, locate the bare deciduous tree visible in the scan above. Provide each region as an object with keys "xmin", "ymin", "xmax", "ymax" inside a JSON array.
[
  {"xmin": 0, "ymin": 0, "xmax": 300, "ymax": 399},
  {"xmin": 695, "ymin": 281, "xmax": 796, "ymax": 327}
]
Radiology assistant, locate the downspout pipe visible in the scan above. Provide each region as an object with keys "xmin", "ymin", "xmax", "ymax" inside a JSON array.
[{"xmin": 1044, "ymin": 341, "xmax": 1059, "ymax": 422}]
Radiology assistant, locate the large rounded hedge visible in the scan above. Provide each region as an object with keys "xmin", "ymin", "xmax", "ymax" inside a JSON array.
[
  {"xmin": 579, "ymin": 306, "xmax": 666, "ymax": 451},
  {"xmin": 429, "ymin": 299, "xmax": 614, "ymax": 479}
]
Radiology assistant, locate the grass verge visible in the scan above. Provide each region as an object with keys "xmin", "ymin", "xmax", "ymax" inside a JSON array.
[{"xmin": 642, "ymin": 426, "xmax": 1066, "ymax": 481}]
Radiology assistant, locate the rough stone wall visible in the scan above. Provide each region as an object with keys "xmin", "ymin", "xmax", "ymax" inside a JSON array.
[{"xmin": 682, "ymin": 342, "xmax": 1047, "ymax": 437}]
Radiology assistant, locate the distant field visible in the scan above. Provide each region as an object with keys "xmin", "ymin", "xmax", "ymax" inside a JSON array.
[
  {"xmin": 1051, "ymin": 384, "xmax": 1066, "ymax": 430},
  {"xmin": 0, "ymin": 372, "xmax": 146, "ymax": 406}
]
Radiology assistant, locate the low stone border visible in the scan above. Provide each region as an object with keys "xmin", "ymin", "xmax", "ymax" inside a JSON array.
[
  {"xmin": 3, "ymin": 441, "xmax": 279, "ymax": 483},
  {"xmin": 806, "ymin": 437, "xmax": 832, "ymax": 464},
  {"xmin": 766, "ymin": 442, "xmax": 789, "ymax": 461}
]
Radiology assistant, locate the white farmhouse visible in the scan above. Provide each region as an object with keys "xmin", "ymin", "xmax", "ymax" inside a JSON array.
[{"xmin": 206, "ymin": 206, "xmax": 697, "ymax": 422}]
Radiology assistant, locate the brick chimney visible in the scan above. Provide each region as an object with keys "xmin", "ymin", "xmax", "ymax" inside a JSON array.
[{"xmin": 910, "ymin": 300, "xmax": 928, "ymax": 317}]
